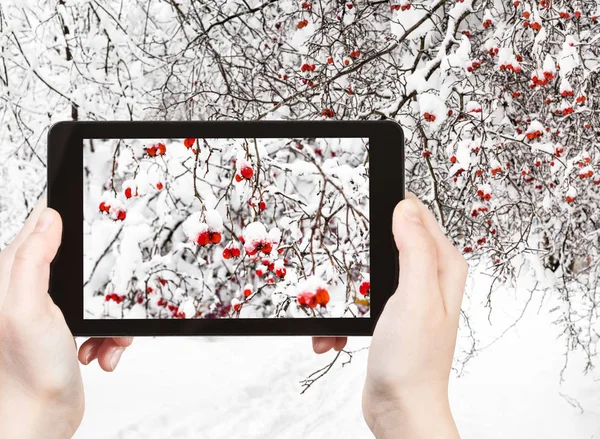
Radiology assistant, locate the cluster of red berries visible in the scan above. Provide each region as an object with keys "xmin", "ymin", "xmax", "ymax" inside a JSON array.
[
  {"xmin": 423, "ymin": 112, "xmax": 436, "ymax": 122},
  {"xmin": 391, "ymin": 4, "xmax": 410, "ymax": 10},
  {"xmin": 476, "ymin": 236, "xmax": 487, "ymax": 246},
  {"xmin": 555, "ymin": 146, "xmax": 565, "ymax": 157},
  {"xmin": 524, "ymin": 21, "xmax": 542, "ymax": 31},
  {"xmin": 146, "ymin": 143, "xmax": 166, "ymax": 157},
  {"xmin": 301, "ymin": 2, "xmax": 311, "ymax": 10},
  {"xmin": 483, "ymin": 19, "xmax": 492, "ymax": 28},
  {"xmin": 462, "ymin": 30, "xmax": 473, "ymax": 39},
  {"xmin": 556, "ymin": 106, "xmax": 574, "ymax": 116},
  {"xmin": 277, "ymin": 73, "xmax": 289, "ymax": 80},
  {"xmin": 488, "ymin": 47, "xmax": 499, "ymax": 58},
  {"xmin": 490, "ymin": 166, "xmax": 502, "ymax": 176},
  {"xmin": 558, "ymin": 11, "xmax": 571, "ymax": 19},
  {"xmin": 246, "ymin": 240, "xmax": 273, "ymax": 256},
  {"xmin": 539, "ymin": 0, "xmax": 549, "ymax": 8},
  {"xmin": 321, "ymin": 108, "xmax": 335, "ymax": 118},
  {"xmin": 235, "ymin": 165, "xmax": 254, "ymax": 182},
  {"xmin": 349, "ymin": 50, "xmax": 361, "ymax": 59},
  {"xmin": 422, "ymin": 150, "xmax": 432, "ymax": 158},
  {"xmin": 99, "ymin": 202, "xmax": 126, "ymax": 221},
  {"xmin": 466, "ymin": 60, "xmax": 481, "ymax": 72},
  {"xmin": 196, "ymin": 231, "xmax": 222, "ymax": 246},
  {"xmin": 579, "ymin": 170, "xmax": 594, "ymax": 179},
  {"xmin": 512, "ymin": 91, "xmax": 521, "ymax": 98},
  {"xmin": 566, "ymin": 196, "xmax": 576, "ymax": 203},
  {"xmin": 477, "ymin": 189, "xmax": 492, "ymax": 201},
  {"xmin": 561, "ymin": 89, "xmax": 574, "ymax": 97},
  {"xmin": 464, "ymin": 246, "xmax": 473, "ymax": 253},
  {"xmin": 531, "ymin": 75, "xmax": 549, "ymax": 87},
  {"xmin": 105, "ymin": 293, "xmax": 125, "ymax": 304},
  {"xmin": 359, "ymin": 281, "xmax": 370, "ymax": 296},
  {"xmin": 576, "ymin": 95, "xmax": 587, "ymax": 104},
  {"xmin": 297, "ymin": 287, "xmax": 330, "ymax": 308},
  {"xmin": 499, "ymin": 63, "xmax": 522, "ymax": 73},
  {"xmin": 297, "ymin": 19, "xmax": 309, "ymax": 29},
  {"xmin": 301, "ymin": 63, "xmax": 316, "ymax": 72},
  {"xmin": 526, "ymin": 130, "xmax": 543, "ymax": 140},
  {"xmin": 222, "ymin": 246, "xmax": 241, "ymax": 259},
  {"xmin": 471, "ymin": 206, "xmax": 489, "ymax": 217}
]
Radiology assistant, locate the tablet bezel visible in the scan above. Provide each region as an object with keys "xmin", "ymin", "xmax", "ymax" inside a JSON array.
[{"xmin": 48, "ymin": 120, "xmax": 404, "ymax": 336}]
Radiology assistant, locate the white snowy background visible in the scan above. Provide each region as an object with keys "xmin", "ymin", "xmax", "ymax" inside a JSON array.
[{"xmin": 1, "ymin": 0, "xmax": 600, "ymax": 436}]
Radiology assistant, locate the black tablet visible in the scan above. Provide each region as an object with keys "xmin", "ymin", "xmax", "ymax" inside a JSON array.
[{"xmin": 48, "ymin": 121, "xmax": 404, "ymax": 336}]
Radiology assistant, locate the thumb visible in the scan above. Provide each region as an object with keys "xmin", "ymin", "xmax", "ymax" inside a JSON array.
[
  {"xmin": 6, "ymin": 208, "xmax": 63, "ymax": 311},
  {"xmin": 392, "ymin": 199, "xmax": 440, "ymax": 303}
]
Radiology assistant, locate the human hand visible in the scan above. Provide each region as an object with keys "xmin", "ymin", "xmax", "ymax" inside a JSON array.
[
  {"xmin": 312, "ymin": 194, "xmax": 467, "ymax": 438},
  {"xmin": 0, "ymin": 200, "xmax": 133, "ymax": 438}
]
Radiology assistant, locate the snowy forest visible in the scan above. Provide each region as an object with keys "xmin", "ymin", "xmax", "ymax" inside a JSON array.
[
  {"xmin": 1, "ymin": 0, "xmax": 600, "ymax": 436},
  {"xmin": 84, "ymin": 136, "xmax": 370, "ymax": 319}
]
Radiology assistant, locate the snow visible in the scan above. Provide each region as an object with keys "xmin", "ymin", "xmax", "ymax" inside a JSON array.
[{"xmin": 73, "ymin": 274, "xmax": 600, "ymax": 439}]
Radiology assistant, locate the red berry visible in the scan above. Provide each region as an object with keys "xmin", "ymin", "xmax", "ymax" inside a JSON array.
[
  {"xmin": 117, "ymin": 210, "xmax": 126, "ymax": 221},
  {"xmin": 243, "ymin": 288, "xmax": 252, "ymax": 297},
  {"xmin": 315, "ymin": 287, "xmax": 330, "ymax": 306},
  {"xmin": 256, "ymin": 268, "xmax": 265, "ymax": 277},
  {"xmin": 156, "ymin": 182, "xmax": 164, "ymax": 190},
  {"xmin": 261, "ymin": 242, "xmax": 273, "ymax": 254},
  {"xmin": 276, "ymin": 267, "xmax": 286, "ymax": 278},
  {"xmin": 210, "ymin": 232, "xmax": 222, "ymax": 244},
  {"xmin": 259, "ymin": 201, "xmax": 266, "ymax": 210},
  {"xmin": 359, "ymin": 281, "xmax": 370, "ymax": 296},
  {"xmin": 297, "ymin": 291, "xmax": 317, "ymax": 309},
  {"xmin": 184, "ymin": 138, "xmax": 195, "ymax": 149},
  {"xmin": 231, "ymin": 247, "xmax": 241, "ymax": 257},
  {"xmin": 327, "ymin": 57, "xmax": 334, "ymax": 64},
  {"xmin": 157, "ymin": 143, "xmax": 166, "ymax": 155},
  {"xmin": 450, "ymin": 156, "xmax": 457, "ymax": 164},
  {"xmin": 125, "ymin": 187, "xmax": 133, "ymax": 199},
  {"xmin": 146, "ymin": 145, "xmax": 157, "ymax": 156},
  {"xmin": 146, "ymin": 287, "xmax": 153, "ymax": 294},
  {"xmin": 223, "ymin": 248, "xmax": 232, "ymax": 259},
  {"xmin": 197, "ymin": 231, "xmax": 210, "ymax": 246},
  {"xmin": 99, "ymin": 201, "xmax": 108, "ymax": 212},
  {"xmin": 241, "ymin": 166, "xmax": 254, "ymax": 180},
  {"xmin": 235, "ymin": 174, "xmax": 243, "ymax": 182},
  {"xmin": 347, "ymin": 3, "xmax": 353, "ymax": 8}
]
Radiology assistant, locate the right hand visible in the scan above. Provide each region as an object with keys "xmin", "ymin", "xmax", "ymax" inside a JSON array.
[
  {"xmin": 313, "ymin": 194, "xmax": 468, "ymax": 438},
  {"xmin": 362, "ymin": 194, "xmax": 467, "ymax": 437}
]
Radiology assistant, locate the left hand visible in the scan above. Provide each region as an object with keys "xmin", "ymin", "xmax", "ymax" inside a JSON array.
[{"xmin": 0, "ymin": 200, "xmax": 133, "ymax": 438}]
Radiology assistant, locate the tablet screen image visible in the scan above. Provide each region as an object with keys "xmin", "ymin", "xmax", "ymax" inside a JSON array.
[{"xmin": 83, "ymin": 137, "xmax": 370, "ymax": 320}]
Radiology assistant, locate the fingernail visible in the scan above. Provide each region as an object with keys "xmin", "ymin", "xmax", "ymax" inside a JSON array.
[
  {"xmin": 110, "ymin": 348, "xmax": 124, "ymax": 370},
  {"xmin": 401, "ymin": 200, "xmax": 421, "ymax": 224},
  {"xmin": 35, "ymin": 209, "xmax": 54, "ymax": 233},
  {"xmin": 84, "ymin": 350, "xmax": 95, "ymax": 365}
]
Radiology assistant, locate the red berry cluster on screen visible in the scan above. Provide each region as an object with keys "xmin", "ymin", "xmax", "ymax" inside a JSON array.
[{"xmin": 105, "ymin": 293, "xmax": 125, "ymax": 304}]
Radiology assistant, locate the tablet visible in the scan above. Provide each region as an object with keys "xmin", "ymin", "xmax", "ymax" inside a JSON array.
[{"xmin": 48, "ymin": 121, "xmax": 404, "ymax": 336}]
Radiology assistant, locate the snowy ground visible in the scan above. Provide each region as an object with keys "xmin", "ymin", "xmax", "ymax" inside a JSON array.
[{"xmin": 75, "ymin": 272, "xmax": 600, "ymax": 438}]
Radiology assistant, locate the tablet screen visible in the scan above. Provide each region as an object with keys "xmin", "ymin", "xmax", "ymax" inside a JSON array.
[{"xmin": 83, "ymin": 137, "xmax": 370, "ymax": 319}]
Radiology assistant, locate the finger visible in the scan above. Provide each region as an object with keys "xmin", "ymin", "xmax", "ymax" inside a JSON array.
[
  {"xmin": 405, "ymin": 193, "xmax": 468, "ymax": 315},
  {"xmin": 312, "ymin": 337, "xmax": 336, "ymax": 354},
  {"xmin": 333, "ymin": 337, "xmax": 348, "ymax": 351},
  {"xmin": 392, "ymin": 199, "xmax": 442, "ymax": 308},
  {"xmin": 112, "ymin": 337, "xmax": 134, "ymax": 348},
  {"xmin": 4, "ymin": 197, "xmax": 47, "ymax": 253},
  {"xmin": 97, "ymin": 338, "xmax": 127, "ymax": 372},
  {"xmin": 6, "ymin": 208, "xmax": 62, "ymax": 310},
  {"xmin": 78, "ymin": 338, "xmax": 104, "ymax": 365}
]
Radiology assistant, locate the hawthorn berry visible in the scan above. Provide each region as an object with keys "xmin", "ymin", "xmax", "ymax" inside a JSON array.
[
  {"xmin": 197, "ymin": 231, "xmax": 210, "ymax": 246},
  {"xmin": 315, "ymin": 287, "xmax": 330, "ymax": 306},
  {"xmin": 276, "ymin": 267, "xmax": 286, "ymax": 278},
  {"xmin": 243, "ymin": 287, "xmax": 252, "ymax": 297},
  {"xmin": 327, "ymin": 57, "xmax": 334, "ymax": 64},
  {"xmin": 240, "ymin": 166, "xmax": 254, "ymax": 180},
  {"xmin": 231, "ymin": 247, "xmax": 241, "ymax": 258},
  {"xmin": 231, "ymin": 298, "xmax": 242, "ymax": 312},
  {"xmin": 184, "ymin": 138, "xmax": 195, "ymax": 149},
  {"xmin": 259, "ymin": 201, "xmax": 267, "ymax": 210},
  {"xmin": 235, "ymin": 174, "xmax": 243, "ymax": 182},
  {"xmin": 297, "ymin": 291, "xmax": 317, "ymax": 309},
  {"xmin": 223, "ymin": 248, "xmax": 232, "ymax": 259},
  {"xmin": 116, "ymin": 210, "xmax": 127, "ymax": 221},
  {"xmin": 99, "ymin": 201, "xmax": 110, "ymax": 212},
  {"xmin": 359, "ymin": 281, "xmax": 370, "ymax": 296},
  {"xmin": 210, "ymin": 232, "xmax": 222, "ymax": 244}
]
